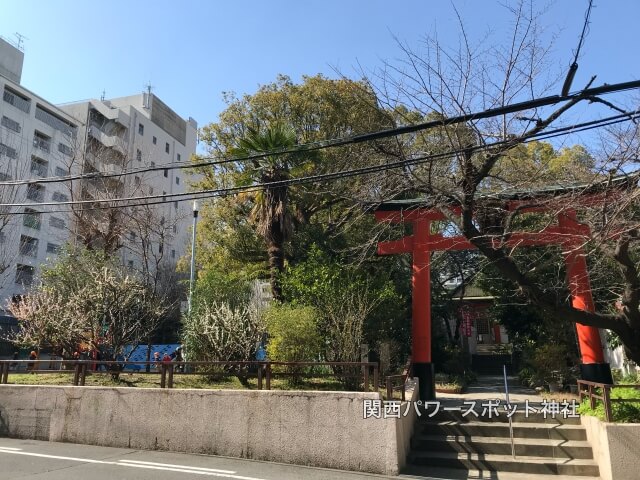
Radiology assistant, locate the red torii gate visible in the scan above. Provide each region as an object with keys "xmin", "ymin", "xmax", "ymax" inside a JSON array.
[{"xmin": 374, "ymin": 198, "xmax": 612, "ymax": 400}]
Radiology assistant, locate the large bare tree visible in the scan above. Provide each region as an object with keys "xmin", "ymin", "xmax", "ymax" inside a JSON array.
[{"xmin": 358, "ymin": 1, "xmax": 640, "ymax": 363}]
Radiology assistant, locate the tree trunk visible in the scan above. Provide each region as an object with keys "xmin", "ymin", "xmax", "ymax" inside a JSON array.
[{"xmin": 267, "ymin": 236, "xmax": 285, "ymax": 302}]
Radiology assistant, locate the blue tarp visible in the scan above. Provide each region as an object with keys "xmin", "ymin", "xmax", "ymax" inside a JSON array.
[{"xmin": 121, "ymin": 344, "xmax": 181, "ymax": 370}]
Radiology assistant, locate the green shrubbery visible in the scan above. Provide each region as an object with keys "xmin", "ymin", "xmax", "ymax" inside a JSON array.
[
  {"xmin": 264, "ymin": 305, "xmax": 322, "ymax": 363},
  {"xmin": 578, "ymin": 387, "xmax": 640, "ymax": 423},
  {"xmin": 263, "ymin": 305, "xmax": 323, "ymax": 384},
  {"xmin": 518, "ymin": 343, "xmax": 577, "ymax": 389}
]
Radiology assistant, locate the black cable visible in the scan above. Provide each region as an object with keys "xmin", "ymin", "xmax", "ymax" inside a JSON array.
[
  {"xmin": 2, "ymin": 77, "xmax": 638, "ymax": 187},
  {"xmin": 562, "ymin": 0, "xmax": 595, "ymax": 96},
  {"xmin": 2, "ymin": 110, "xmax": 637, "ymax": 215},
  {"xmin": 573, "ymin": 0, "xmax": 594, "ymax": 65}
]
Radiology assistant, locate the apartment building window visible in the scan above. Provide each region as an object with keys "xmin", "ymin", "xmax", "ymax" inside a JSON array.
[
  {"xmin": 153, "ymin": 136, "xmax": 157, "ymax": 145},
  {"xmin": 27, "ymin": 184, "xmax": 45, "ymax": 203},
  {"xmin": 136, "ymin": 149, "xmax": 142, "ymax": 162},
  {"xmin": 149, "ymin": 187, "xmax": 153, "ymax": 195},
  {"xmin": 176, "ymin": 177, "xmax": 180, "ymax": 185},
  {"xmin": 150, "ymin": 161, "xmax": 155, "ymax": 168},
  {"xmin": 177, "ymin": 153, "xmax": 181, "ymax": 162},
  {"xmin": 33, "ymin": 131, "xmax": 51, "ymax": 153},
  {"xmin": 19, "ymin": 235, "xmax": 39, "ymax": 257},
  {"xmin": 163, "ymin": 168, "xmax": 168, "ymax": 177},
  {"xmin": 173, "ymin": 225, "xmax": 177, "ymax": 234},
  {"xmin": 30, "ymin": 156, "xmax": 48, "ymax": 177},
  {"xmin": 49, "ymin": 216, "xmax": 66, "ymax": 229},
  {"xmin": 52, "ymin": 192, "xmax": 69, "ymax": 202},
  {"xmin": 134, "ymin": 176, "xmax": 141, "ymax": 186},
  {"xmin": 3, "ymin": 87, "xmax": 31, "ymax": 113},
  {"xmin": 0, "ymin": 232, "xmax": 5, "ymax": 244},
  {"xmin": 138, "ymin": 123, "xmax": 144, "ymax": 135},
  {"xmin": 46, "ymin": 243, "xmax": 60, "ymax": 254},
  {"xmin": 171, "ymin": 249, "xmax": 176, "ymax": 259},
  {"xmin": 58, "ymin": 143, "xmax": 72, "ymax": 156},
  {"xmin": 0, "ymin": 142, "xmax": 17, "ymax": 159},
  {"xmin": 165, "ymin": 142, "xmax": 170, "ymax": 154},
  {"xmin": 162, "ymin": 191, "xmax": 166, "ymax": 202},
  {"xmin": 1, "ymin": 115, "xmax": 21, "ymax": 133},
  {"xmin": 158, "ymin": 243, "xmax": 164, "ymax": 254},
  {"xmin": 127, "ymin": 260, "xmax": 134, "ymax": 269},
  {"xmin": 130, "ymin": 232, "xmax": 136, "ymax": 241},
  {"xmin": 174, "ymin": 201, "xmax": 178, "ymax": 210},
  {"xmin": 23, "ymin": 208, "xmax": 41, "ymax": 230},
  {"xmin": 55, "ymin": 166, "xmax": 67, "ymax": 177},
  {"xmin": 15, "ymin": 264, "xmax": 35, "ymax": 286},
  {"xmin": 0, "ymin": 172, "xmax": 11, "ymax": 181}
]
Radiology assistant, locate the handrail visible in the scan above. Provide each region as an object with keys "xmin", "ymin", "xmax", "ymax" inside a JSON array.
[
  {"xmin": 577, "ymin": 379, "xmax": 640, "ymax": 422},
  {"xmin": 0, "ymin": 359, "xmax": 378, "ymax": 392},
  {"xmin": 503, "ymin": 364, "xmax": 516, "ymax": 459}
]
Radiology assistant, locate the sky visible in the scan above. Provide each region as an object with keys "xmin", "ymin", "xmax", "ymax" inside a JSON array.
[{"xmin": 1, "ymin": 0, "xmax": 639, "ymax": 141}]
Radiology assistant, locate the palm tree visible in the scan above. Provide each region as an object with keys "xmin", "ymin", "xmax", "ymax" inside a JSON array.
[{"xmin": 231, "ymin": 123, "xmax": 298, "ymax": 301}]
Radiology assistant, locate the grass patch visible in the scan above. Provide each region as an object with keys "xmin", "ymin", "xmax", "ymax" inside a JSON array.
[
  {"xmin": 434, "ymin": 372, "xmax": 465, "ymax": 394},
  {"xmin": 5, "ymin": 372, "xmax": 358, "ymax": 392}
]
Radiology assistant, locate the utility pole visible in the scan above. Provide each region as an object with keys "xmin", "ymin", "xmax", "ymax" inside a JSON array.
[{"xmin": 188, "ymin": 200, "xmax": 200, "ymax": 314}]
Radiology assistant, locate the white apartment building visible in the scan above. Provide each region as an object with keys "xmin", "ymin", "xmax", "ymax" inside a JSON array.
[
  {"xmin": 60, "ymin": 93, "xmax": 198, "ymax": 281},
  {"xmin": 0, "ymin": 37, "xmax": 197, "ymax": 311}
]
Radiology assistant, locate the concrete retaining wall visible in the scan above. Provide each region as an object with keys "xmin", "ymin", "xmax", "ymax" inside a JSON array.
[
  {"xmin": 394, "ymin": 379, "xmax": 418, "ymax": 472},
  {"xmin": 0, "ymin": 385, "xmax": 410, "ymax": 475},
  {"xmin": 582, "ymin": 414, "xmax": 640, "ymax": 480}
]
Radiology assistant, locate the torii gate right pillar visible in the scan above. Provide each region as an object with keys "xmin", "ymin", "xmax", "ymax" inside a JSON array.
[{"xmin": 559, "ymin": 212, "xmax": 613, "ymax": 384}]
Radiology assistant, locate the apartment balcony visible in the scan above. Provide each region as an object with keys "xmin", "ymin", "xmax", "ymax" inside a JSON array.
[
  {"xmin": 91, "ymin": 101, "xmax": 130, "ymax": 127},
  {"xmin": 35, "ymin": 106, "xmax": 77, "ymax": 138},
  {"xmin": 33, "ymin": 137, "xmax": 51, "ymax": 154},
  {"xmin": 88, "ymin": 125, "xmax": 127, "ymax": 156},
  {"xmin": 26, "ymin": 186, "xmax": 45, "ymax": 203},
  {"xmin": 19, "ymin": 241, "xmax": 38, "ymax": 258},
  {"xmin": 30, "ymin": 161, "xmax": 48, "ymax": 178},
  {"xmin": 15, "ymin": 264, "xmax": 35, "ymax": 286}
]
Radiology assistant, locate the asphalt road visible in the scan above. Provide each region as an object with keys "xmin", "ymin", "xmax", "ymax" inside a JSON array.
[{"xmin": 0, "ymin": 438, "xmax": 411, "ymax": 480}]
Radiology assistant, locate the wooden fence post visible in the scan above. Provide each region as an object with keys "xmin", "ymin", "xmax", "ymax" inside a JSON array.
[
  {"xmin": 167, "ymin": 364, "xmax": 174, "ymax": 388},
  {"xmin": 265, "ymin": 363, "xmax": 271, "ymax": 390},
  {"xmin": 1, "ymin": 362, "xmax": 8, "ymax": 384},
  {"xmin": 603, "ymin": 385, "xmax": 613, "ymax": 422},
  {"xmin": 73, "ymin": 362, "xmax": 80, "ymax": 386}
]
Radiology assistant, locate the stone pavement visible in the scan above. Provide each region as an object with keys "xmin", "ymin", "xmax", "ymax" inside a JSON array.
[{"xmin": 436, "ymin": 375, "xmax": 544, "ymax": 406}]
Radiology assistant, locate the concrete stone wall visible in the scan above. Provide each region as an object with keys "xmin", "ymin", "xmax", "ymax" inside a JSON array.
[
  {"xmin": 582, "ymin": 414, "xmax": 640, "ymax": 480},
  {"xmin": 393, "ymin": 380, "xmax": 418, "ymax": 472},
  {"xmin": 0, "ymin": 385, "xmax": 409, "ymax": 475}
]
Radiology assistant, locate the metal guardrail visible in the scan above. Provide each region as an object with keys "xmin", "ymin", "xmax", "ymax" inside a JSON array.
[
  {"xmin": 385, "ymin": 358, "xmax": 412, "ymax": 400},
  {"xmin": 503, "ymin": 364, "xmax": 516, "ymax": 459},
  {"xmin": 577, "ymin": 379, "xmax": 640, "ymax": 422},
  {"xmin": 0, "ymin": 360, "xmax": 379, "ymax": 392}
]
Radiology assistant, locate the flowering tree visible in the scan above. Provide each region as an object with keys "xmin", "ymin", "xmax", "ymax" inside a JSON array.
[{"xmin": 7, "ymin": 247, "xmax": 168, "ymax": 359}]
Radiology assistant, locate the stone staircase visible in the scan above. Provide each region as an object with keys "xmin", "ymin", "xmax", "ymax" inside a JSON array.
[{"xmin": 403, "ymin": 409, "xmax": 600, "ymax": 479}]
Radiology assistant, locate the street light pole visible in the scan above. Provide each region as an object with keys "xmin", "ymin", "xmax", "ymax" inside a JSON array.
[{"xmin": 188, "ymin": 200, "xmax": 200, "ymax": 314}]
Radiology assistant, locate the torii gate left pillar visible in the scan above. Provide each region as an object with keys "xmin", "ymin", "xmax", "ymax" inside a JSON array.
[
  {"xmin": 412, "ymin": 218, "xmax": 435, "ymax": 400},
  {"xmin": 378, "ymin": 216, "xmax": 436, "ymax": 400}
]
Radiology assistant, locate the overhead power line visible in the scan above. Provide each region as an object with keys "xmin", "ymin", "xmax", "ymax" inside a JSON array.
[
  {"xmin": 562, "ymin": 0, "xmax": 595, "ymax": 96},
  {"xmin": 1, "ymin": 78, "xmax": 639, "ymax": 188},
  {"xmin": 2, "ymin": 109, "xmax": 638, "ymax": 215}
]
